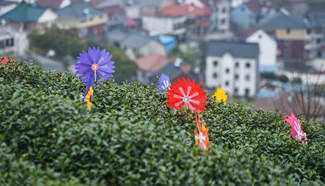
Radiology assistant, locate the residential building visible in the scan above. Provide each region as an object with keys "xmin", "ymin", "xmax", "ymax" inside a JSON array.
[
  {"xmin": 0, "ymin": 26, "xmax": 28, "ymax": 55},
  {"xmin": 106, "ymin": 30, "xmax": 166, "ymax": 60},
  {"xmin": 260, "ymin": 10, "xmax": 307, "ymax": 66},
  {"xmin": 142, "ymin": 16, "xmax": 186, "ymax": 36},
  {"xmin": 1, "ymin": 1, "xmax": 57, "ymax": 32},
  {"xmin": 135, "ymin": 54, "xmax": 190, "ymax": 84},
  {"xmin": 201, "ymin": 0, "xmax": 231, "ymax": 32},
  {"xmin": 306, "ymin": 11, "xmax": 325, "ymax": 59},
  {"xmin": 157, "ymin": 3, "xmax": 212, "ymax": 39},
  {"xmin": 0, "ymin": 1, "xmax": 17, "ymax": 16},
  {"xmin": 98, "ymin": 5, "xmax": 126, "ymax": 30},
  {"xmin": 124, "ymin": 0, "xmax": 165, "ymax": 20},
  {"xmin": 246, "ymin": 29, "xmax": 278, "ymax": 72},
  {"xmin": 56, "ymin": 2, "xmax": 107, "ymax": 39},
  {"xmin": 205, "ymin": 41, "xmax": 259, "ymax": 97}
]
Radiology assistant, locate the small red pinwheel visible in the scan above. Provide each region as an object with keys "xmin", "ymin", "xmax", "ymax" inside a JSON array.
[{"xmin": 167, "ymin": 78, "xmax": 207, "ymax": 112}]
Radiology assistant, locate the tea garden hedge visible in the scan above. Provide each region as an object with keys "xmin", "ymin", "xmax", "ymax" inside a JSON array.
[{"xmin": 0, "ymin": 62, "xmax": 325, "ymax": 185}]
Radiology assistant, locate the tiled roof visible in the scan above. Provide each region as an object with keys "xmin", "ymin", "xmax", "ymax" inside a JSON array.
[
  {"xmin": 1, "ymin": 2, "xmax": 46, "ymax": 22},
  {"xmin": 37, "ymin": 0, "xmax": 64, "ymax": 9},
  {"xmin": 99, "ymin": 5, "xmax": 125, "ymax": 18},
  {"xmin": 207, "ymin": 40, "xmax": 259, "ymax": 59},
  {"xmin": 307, "ymin": 11, "xmax": 325, "ymax": 27},
  {"xmin": 135, "ymin": 54, "xmax": 170, "ymax": 73},
  {"xmin": 57, "ymin": 2, "xmax": 104, "ymax": 20},
  {"xmin": 121, "ymin": 33, "xmax": 151, "ymax": 48},
  {"xmin": 260, "ymin": 10, "xmax": 306, "ymax": 29},
  {"xmin": 158, "ymin": 3, "xmax": 211, "ymax": 17}
]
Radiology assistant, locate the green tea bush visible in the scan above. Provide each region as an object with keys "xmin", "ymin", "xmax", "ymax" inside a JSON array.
[{"xmin": 0, "ymin": 63, "xmax": 324, "ymax": 185}]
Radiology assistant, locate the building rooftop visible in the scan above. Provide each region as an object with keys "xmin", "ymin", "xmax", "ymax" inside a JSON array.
[
  {"xmin": 1, "ymin": 1, "xmax": 47, "ymax": 22},
  {"xmin": 135, "ymin": 54, "xmax": 170, "ymax": 73},
  {"xmin": 260, "ymin": 10, "xmax": 306, "ymax": 29},
  {"xmin": 57, "ymin": 2, "xmax": 104, "ymax": 20},
  {"xmin": 158, "ymin": 3, "xmax": 211, "ymax": 17},
  {"xmin": 207, "ymin": 41, "xmax": 259, "ymax": 59}
]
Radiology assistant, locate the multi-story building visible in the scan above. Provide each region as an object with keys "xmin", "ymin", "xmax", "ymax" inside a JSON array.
[
  {"xmin": 201, "ymin": 0, "xmax": 231, "ymax": 32},
  {"xmin": 205, "ymin": 41, "xmax": 259, "ymax": 97},
  {"xmin": 1, "ymin": 1, "xmax": 57, "ymax": 32},
  {"xmin": 0, "ymin": 26, "xmax": 28, "ymax": 55},
  {"xmin": 56, "ymin": 2, "xmax": 107, "ymax": 39},
  {"xmin": 246, "ymin": 29, "xmax": 277, "ymax": 72},
  {"xmin": 260, "ymin": 10, "xmax": 307, "ymax": 67}
]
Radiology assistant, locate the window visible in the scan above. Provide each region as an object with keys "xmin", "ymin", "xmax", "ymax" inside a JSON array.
[
  {"xmin": 245, "ymin": 88, "xmax": 250, "ymax": 96},
  {"xmin": 225, "ymin": 68, "xmax": 230, "ymax": 73},
  {"xmin": 245, "ymin": 74, "xmax": 250, "ymax": 81},
  {"xmin": 234, "ymin": 88, "xmax": 238, "ymax": 94},
  {"xmin": 225, "ymin": 81, "xmax": 229, "ymax": 86},
  {"xmin": 245, "ymin": 62, "xmax": 251, "ymax": 68},
  {"xmin": 213, "ymin": 72, "xmax": 218, "ymax": 79},
  {"xmin": 317, "ymin": 38, "xmax": 322, "ymax": 44},
  {"xmin": 258, "ymin": 34, "xmax": 262, "ymax": 39},
  {"xmin": 0, "ymin": 40, "xmax": 4, "ymax": 48},
  {"xmin": 235, "ymin": 74, "xmax": 239, "ymax": 80},
  {"xmin": 317, "ymin": 51, "xmax": 322, "ymax": 58},
  {"xmin": 221, "ymin": 18, "xmax": 225, "ymax": 25},
  {"xmin": 235, "ymin": 62, "xmax": 239, "ymax": 68},
  {"xmin": 222, "ymin": 7, "xmax": 226, "ymax": 13},
  {"xmin": 213, "ymin": 60, "xmax": 218, "ymax": 67},
  {"xmin": 286, "ymin": 28, "xmax": 291, "ymax": 34},
  {"xmin": 5, "ymin": 39, "xmax": 10, "ymax": 46},
  {"xmin": 10, "ymin": 38, "xmax": 14, "ymax": 46}
]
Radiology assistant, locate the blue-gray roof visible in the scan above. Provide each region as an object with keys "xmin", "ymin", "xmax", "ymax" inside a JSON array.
[
  {"xmin": 148, "ymin": 62, "xmax": 183, "ymax": 83},
  {"xmin": 106, "ymin": 30, "xmax": 153, "ymax": 48},
  {"xmin": 1, "ymin": 2, "xmax": 47, "ymax": 22},
  {"xmin": 260, "ymin": 11, "xmax": 306, "ymax": 29},
  {"xmin": 207, "ymin": 41, "xmax": 259, "ymax": 59},
  {"xmin": 307, "ymin": 11, "xmax": 325, "ymax": 28},
  {"xmin": 57, "ymin": 2, "xmax": 104, "ymax": 20}
]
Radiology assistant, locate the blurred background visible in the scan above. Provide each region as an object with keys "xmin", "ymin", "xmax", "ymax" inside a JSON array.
[{"xmin": 0, "ymin": 0, "xmax": 324, "ymax": 122}]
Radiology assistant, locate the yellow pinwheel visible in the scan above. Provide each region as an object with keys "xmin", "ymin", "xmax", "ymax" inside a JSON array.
[{"xmin": 213, "ymin": 88, "xmax": 227, "ymax": 104}]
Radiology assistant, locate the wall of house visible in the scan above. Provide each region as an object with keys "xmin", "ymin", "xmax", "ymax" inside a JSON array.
[
  {"xmin": 205, "ymin": 54, "xmax": 257, "ymax": 97},
  {"xmin": 142, "ymin": 16, "xmax": 186, "ymax": 36},
  {"xmin": 216, "ymin": 1, "xmax": 230, "ymax": 31},
  {"xmin": 246, "ymin": 30, "xmax": 277, "ymax": 71},
  {"xmin": 275, "ymin": 29, "xmax": 307, "ymax": 40},
  {"xmin": 38, "ymin": 9, "xmax": 58, "ymax": 25},
  {"xmin": 139, "ymin": 41, "xmax": 166, "ymax": 57}
]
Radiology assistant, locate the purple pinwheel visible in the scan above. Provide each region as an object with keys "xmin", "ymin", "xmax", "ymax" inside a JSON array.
[
  {"xmin": 76, "ymin": 47, "xmax": 115, "ymax": 88},
  {"xmin": 158, "ymin": 73, "xmax": 171, "ymax": 92}
]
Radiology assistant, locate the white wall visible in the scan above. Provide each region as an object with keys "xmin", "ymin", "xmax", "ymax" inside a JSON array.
[
  {"xmin": 38, "ymin": 9, "xmax": 58, "ymax": 25},
  {"xmin": 246, "ymin": 30, "xmax": 277, "ymax": 69},
  {"xmin": 205, "ymin": 54, "xmax": 257, "ymax": 97},
  {"xmin": 140, "ymin": 40, "xmax": 166, "ymax": 56},
  {"xmin": 142, "ymin": 16, "xmax": 186, "ymax": 36}
]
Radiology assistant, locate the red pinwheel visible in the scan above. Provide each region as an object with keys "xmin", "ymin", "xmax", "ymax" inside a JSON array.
[{"xmin": 167, "ymin": 78, "xmax": 207, "ymax": 112}]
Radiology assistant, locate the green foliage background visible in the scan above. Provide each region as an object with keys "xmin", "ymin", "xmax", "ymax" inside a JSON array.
[
  {"xmin": 28, "ymin": 27, "xmax": 137, "ymax": 82},
  {"xmin": 0, "ymin": 63, "xmax": 325, "ymax": 185}
]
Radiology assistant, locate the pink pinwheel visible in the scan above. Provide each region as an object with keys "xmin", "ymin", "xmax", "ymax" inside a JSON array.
[{"xmin": 284, "ymin": 113, "xmax": 307, "ymax": 144}]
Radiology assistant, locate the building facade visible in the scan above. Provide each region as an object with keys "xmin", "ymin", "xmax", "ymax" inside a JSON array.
[{"xmin": 205, "ymin": 41, "xmax": 259, "ymax": 97}]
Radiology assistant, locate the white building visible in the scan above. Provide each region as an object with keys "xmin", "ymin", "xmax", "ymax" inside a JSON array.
[
  {"xmin": 205, "ymin": 41, "xmax": 259, "ymax": 97},
  {"xmin": 142, "ymin": 16, "xmax": 186, "ymax": 36},
  {"xmin": 246, "ymin": 29, "xmax": 278, "ymax": 72},
  {"xmin": 0, "ymin": 26, "xmax": 28, "ymax": 55}
]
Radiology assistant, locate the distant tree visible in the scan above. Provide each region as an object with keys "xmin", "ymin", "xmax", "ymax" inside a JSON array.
[
  {"xmin": 168, "ymin": 47, "xmax": 196, "ymax": 69},
  {"xmin": 261, "ymin": 72, "xmax": 277, "ymax": 80},
  {"xmin": 276, "ymin": 74, "xmax": 325, "ymax": 122},
  {"xmin": 28, "ymin": 26, "xmax": 87, "ymax": 58},
  {"xmin": 278, "ymin": 75, "xmax": 289, "ymax": 83},
  {"xmin": 29, "ymin": 27, "xmax": 137, "ymax": 82},
  {"xmin": 291, "ymin": 77, "xmax": 302, "ymax": 84}
]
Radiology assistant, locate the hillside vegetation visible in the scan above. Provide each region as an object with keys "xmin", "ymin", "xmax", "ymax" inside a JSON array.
[{"xmin": 0, "ymin": 62, "xmax": 324, "ymax": 185}]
